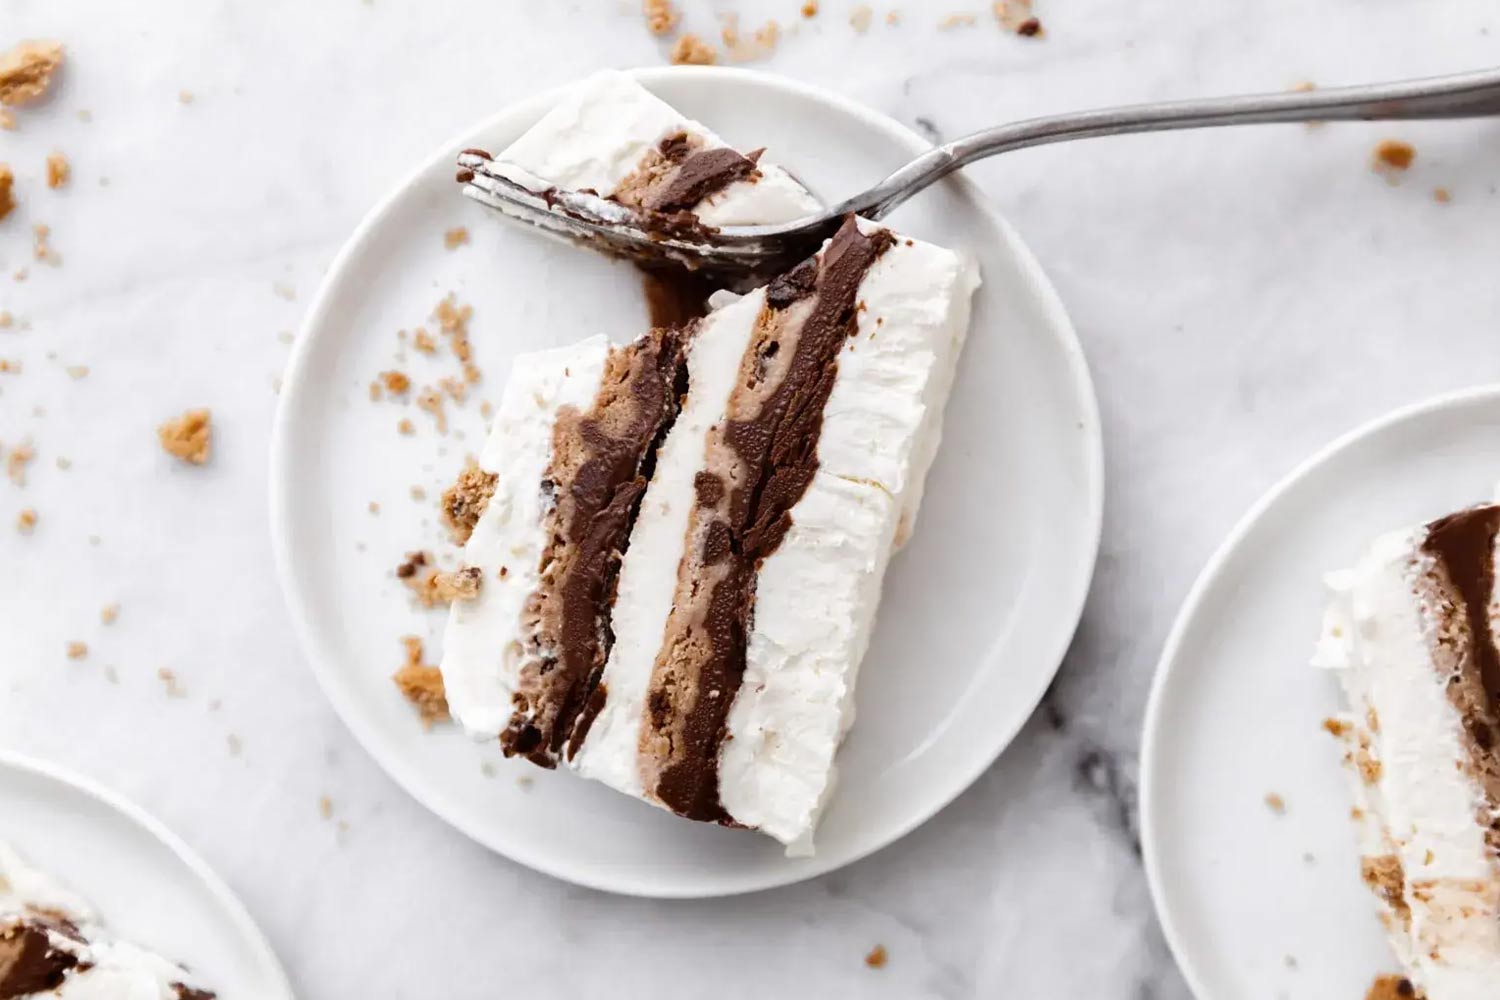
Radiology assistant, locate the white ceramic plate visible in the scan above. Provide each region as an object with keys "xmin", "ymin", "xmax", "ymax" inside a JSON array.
[
  {"xmin": 1142, "ymin": 385, "xmax": 1500, "ymax": 998},
  {"xmin": 271, "ymin": 67, "xmax": 1101, "ymax": 897},
  {"xmin": 0, "ymin": 750, "xmax": 293, "ymax": 999}
]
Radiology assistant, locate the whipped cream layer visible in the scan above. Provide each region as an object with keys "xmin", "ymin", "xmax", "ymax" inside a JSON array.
[
  {"xmin": 1315, "ymin": 507, "xmax": 1500, "ymax": 999},
  {"xmin": 0, "ymin": 842, "xmax": 214, "ymax": 999},
  {"xmin": 491, "ymin": 70, "xmax": 820, "ymax": 227}
]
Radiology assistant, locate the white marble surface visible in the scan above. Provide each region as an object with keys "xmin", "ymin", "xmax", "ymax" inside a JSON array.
[{"xmin": 1, "ymin": 1, "xmax": 1496, "ymax": 996}]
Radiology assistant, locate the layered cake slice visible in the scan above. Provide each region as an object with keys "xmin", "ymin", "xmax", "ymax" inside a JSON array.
[
  {"xmin": 1314, "ymin": 505, "xmax": 1500, "ymax": 996},
  {"xmin": 440, "ymin": 218, "xmax": 979, "ymax": 852},
  {"xmin": 467, "ymin": 69, "xmax": 820, "ymax": 229},
  {"xmin": 0, "ymin": 841, "xmax": 215, "ymax": 998}
]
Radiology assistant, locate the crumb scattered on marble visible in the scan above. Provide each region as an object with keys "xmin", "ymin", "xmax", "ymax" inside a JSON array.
[
  {"xmin": 318, "ymin": 795, "xmax": 333, "ymax": 820},
  {"xmin": 178, "ymin": 89, "xmax": 195, "ymax": 105},
  {"xmin": 65, "ymin": 364, "xmax": 88, "ymax": 380},
  {"xmin": 393, "ymin": 635, "xmax": 449, "ymax": 727},
  {"xmin": 33, "ymin": 224, "xmax": 61, "ymax": 266},
  {"xmin": 45, "ymin": 151, "xmax": 69, "ymax": 189},
  {"xmin": 397, "ymin": 418, "xmax": 415, "ymax": 435},
  {"xmin": 443, "ymin": 226, "xmax": 469, "ymax": 249},
  {"xmin": 0, "ymin": 40, "xmax": 64, "ymax": 108},
  {"xmin": 412, "ymin": 329, "xmax": 437, "ymax": 354},
  {"xmin": 864, "ymin": 945, "xmax": 888, "ymax": 969},
  {"xmin": 0, "ymin": 165, "xmax": 16, "ymax": 222},
  {"xmin": 670, "ymin": 33, "xmax": 718, "ymax": 64},
  {"xmin": 1265, "ymin": 792, "xmax": 1286, "ymax": 815},
  {"xmin": 1372, "ymin": 139, "xmax": 1416, "ymax": 179},
  {"xmin": 65, "ymin": 641, "xmax": 87, "ymax": 660},
  {"xmin": 1434, "ymin": 186, "xmax": 1452, "ymax": 204},
  {"xmin": 416, "ymin": 386, "xmax": 448, "ymax": 433},
  {"xmin": 7, "ymin": 442, "xmax": 35, "ymax": 485},
  {"xmin": 938, "ymin": 12, "xmax": 976, "ymax": 29},
  {"xmin": 643, "ymin": 0, "xmax": 681, "ymax": 35},
  {"xmin": 157, "ymin": 666, "xmax": 184, "ymax": 697},
  {"xmin": 849, "ymin": 4, "xmax": 873, "ymax": 31},
  {"xmin": 16, "ymin": 508, "xmax": 37, "ymax": 534},
  {"xmin": 158, "ymin": 408, "xmax": 212, "ymax": 464},
  {"xmin": 100, "ymin": 603, "xmax": 119, "ymax": 624},
  {"xmin": 801, "ymin": 0, "xmax": 818, "ymax": 15}
]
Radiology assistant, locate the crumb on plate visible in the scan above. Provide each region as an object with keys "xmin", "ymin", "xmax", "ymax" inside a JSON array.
[
  {"xmin": 643, "ymin": 0, "xmax": 681, "ymax": 36},
  {"xmin": 45, "ymin": 151, "xmax": 68, "ymax": 189},
  {"xmin": 864, "ymin": 945, "xmax": 888, "ymax": 969},
  {"xmin": 158, "ymin": 408, "xmax": 212, "ymax": 464},
  {"xmin": 393, "ymin": 636, "xmax": 449, "ymax": 727},
  {"xmin": 0, "ymin": 40, "xmax": 64, "ymax": 108},
  {"xmin": 670, "ymin": 33, "xmax": 718, "ymax": 64}
]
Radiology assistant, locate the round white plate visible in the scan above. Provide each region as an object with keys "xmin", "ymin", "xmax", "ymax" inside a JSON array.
[
  {"xmin": 1142, "ymin": 385, "xmax": 1500, "ymax": 998},
  {"xmin": 272, "ymin": 66, "xmax": 1101, "ymax": 897},
  {"xmin": 0, "ymin": 750, "xmax": 293, "ymax": 999}
]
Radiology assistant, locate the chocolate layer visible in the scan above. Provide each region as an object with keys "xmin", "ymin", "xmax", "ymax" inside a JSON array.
[
  {"xmin": 0, "ymin": 922, "xmax": 77, "ymax": 998},
  {"xmin": 1422, "ymin": 505, "xmax": 1500, "ymax": 848},
  {"xmin": 639, "ymin": 217, "xmax": 893, "ymax": 821},
  {"xmin": 502, "ymin": 329, "xmax": 689, "ymax": 764},
  {"xmin": 612, "ymin": 132, "xmax": 761, "ymax": 216}
]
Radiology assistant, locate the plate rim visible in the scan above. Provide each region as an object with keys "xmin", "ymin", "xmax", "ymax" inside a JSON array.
[
  {"xmin": 1139, "ymin": 381, "xmax": 1500, "ymax": 997},
  {"xmin": 0, "ymin": 748, "xmax": 295, "ymax": 998},
  {"xmin": 270, "ymin": 64, "xmax": 1105, "ymax": 897}
]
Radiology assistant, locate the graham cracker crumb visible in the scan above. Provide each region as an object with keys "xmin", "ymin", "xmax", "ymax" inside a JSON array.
[
  {"xmin": 433, "ymin": 566, "xmax": 483, "ymax": 602},
  {"xmin": 1361, "ymin": 854, "xmax": 1412, "ymax": 928},
  {"xmin": 157, "ymin": 409, "xmax": 212, "ymax": 465},
  {"xmin": 393, "ymin": 636, "xmax": 449, "ymax": 727},
  {"xmin": 886, "ymin": 10, "xmax": 901, "ymax": 25},
  {"xmin": 0, "ymin": 359, "xmax": 21, "ymax": 374},
  {"xmin": 178, "ymin": 89, "xmax": 195, "ymax": 105},
  {"xmin": 417, "ymin": 386, "xmax": 448, "ymax": 433},
  {"xmin": 412, "ymin": 329, "xmax": 437, "ymax": 354},
  {"xmin": 318, "ymin": 795, "xmax": 333, "ymax": 820},
  {"xmin": 397, "ymin": 418, "xmax": 415, "ymax": 435},
  {"xmin": 157, "ymin": 667, "xmax": 184, "ymax": 697},
  {"xmin": 443, "ymin": 226, "xmax": 469, "ymax": 249},
  {"xmin": 1290, "ymin": 80, "xmax": 1316, "ymax": 92},
  {"xmin": 100, "ymin": 603, "xmax": 119, "ymax": 624},
  {"xmin": 0, "ymin": 164, "xmax": 15, "ymax": 222},
  {"xmin": 801, "ymin": 0, "xmax": 818, "ymax": 15},
  {"xmin": 0, "ymin": 110, "xmax": 13, "ymax": 130},
  {"xmin": 1365, "ymin": 974, "xmax": 1421, "ymax": 1000},
  {"xmin": 643, "ymin": 0, "xmax": 681, "ymax": 36},
  {"xmin": 33, "ymin": 224, "xmax": 60, "ymax": 265},
  {"xmin": 396, "ymin": 550, "xmax": 442, "ymax": 607},
  {"xmin": 7, "ymin": 443, "xmax": 35, "ymax": 485},
  {"xmin": 1372, "ymin": 139, "xmax": 1416, "ymax": 179},
  {"xmin": 65, "ymin": 641, "xmax": 87, "ymax": 660},
  {"xmin": 1322, "ymin": 717, "xmax": 1351, "ymax": 738},
  {"xmin": 1264, "ymin": 792, "xmax": 1286, "ymax": 815},
  {"xmin": 409, "ymin": 485, "xmax": 426, "ymax": 501},
  {"xmin": 0, "ymin": 41, "xmax": 64, "ymax": 108},
  {"xmin": 1434, "ymin": 186, "xmax": 1452, "ymax": 204},
  {"xmin": 65, "ymin": 365, "xmax": 88, "ymax": 380},
  {"xmin": 16, "ymin": 508, "xmax": 37, "ymax": 533},
  {"xmin": 864, "ymin": 945, "xmax": 888, "ymax": 969},
  {"xmin": 442, "ymin": 460, "xmax": 498, "ymax": 543},
  {"xmin": 993, "ymin": 1, "xmax": 1042, "ymax": 33},
  {"xmin": 45, "ymin": 151, "xmax": 69, "ymax": 189},
  {"xmin": 938, "ymin": 13, "xmax": 977, "ymax": 29},
  {"xmin": 368, "ymin": 501, "xmax": 380, "ymax": 514},
  {"xmin": 849, "ymin": 5, "xmax": 873, "ymax": 31},
  {"xmin": 380, "ymin": 370, "xmax": 411, "ymax": 394},
  {"xmin": 670, "ymin": 33, "xmax": 718, "ymax": 65},
  {"xmin": 0, "ymin": 312, "xmax": 11, "ymax": 327}
]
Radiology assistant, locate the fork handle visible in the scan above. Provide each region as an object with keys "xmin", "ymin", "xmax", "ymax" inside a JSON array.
[{"xmin": 853, "ymin": 66, "xmax": 1500, "ymax": 220}]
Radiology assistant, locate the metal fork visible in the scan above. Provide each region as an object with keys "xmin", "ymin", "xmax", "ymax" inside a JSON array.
[{"xmin": 457, "ymin": 66, "xmax": 1500, "ymax": 286}]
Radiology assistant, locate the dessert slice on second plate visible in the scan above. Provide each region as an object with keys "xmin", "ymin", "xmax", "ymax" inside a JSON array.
[{"xmin": 1315, "ymin": 503, "xmax": 1500, "ymax": 997}]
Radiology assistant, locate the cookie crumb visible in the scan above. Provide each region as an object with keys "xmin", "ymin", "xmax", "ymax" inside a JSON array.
[
  {"xmin": 886, "ymin": 10, "xmax": 901, "ymax": 25},
  {"xmin": 643, "ymin": 0, "xmax": 681, "ymax": 36},
  {"xmin": 416, "ymin": 386, "xmax": 448, "ymax": 433},
  {"xmin": 849, "ymin": 4, "xmax": 873, "ymax": 31},
  {"xmin": 801, "ymin": 0, "xmax": 818, "ymax": 15},
  {"xmin": 442, "ymin": 460, "xmax": 498, "ymax": 543},
  {"xmin": 1372, "ymin": 139, "xmax": 1416, "ymax": 179},
  {"xmin": 0, "ymin": 41, "xmax": 64, "ymax": 108},
  {"xmin": 864, "ymin": 945, "xmax": 888, "ymax": 969},
  {"xmin": 65, "ymin": 364, "xmax": 88, "ymax": 380},
  {"xmin": 178, "ymin": 89, "xmax": 195, "ymax": 105},
  {"xmin": 45, "ymin": 151, "xmax": 69, "ymax": 189},
  {"xmin": 318, "ymin": 796, "xmax": 333, "ymax": 820},
  {"xmin": 16, "ymin": 508, "xmax": 37, "ymax": 533},
  {"xmin": 1433, "ymin": 186, "xmax": 1452, "ymax": 204},
  {"xmin": 33, "ymin": 224, "xmax": 60, "ymax": 265},
  {"xmin": 1322, "ymin": 716, "xmax": 1351, "ymax": 738},
  {"xmin": 0, "ymin": 110, "xmax": 13, "ymax": 130},
  {"xmin": 670, "ymin": 33, "xmax": 718, "ymax": 65},
  {"xmin": 1364, "ymin": 974, "xmax": 1420, "ymax": 1000},
  {"xmin": 412, "ymin": 329, "xmax": 437, "ymax": 355},
  {"xmin": 100, "ymin": 603, "xmax": 119, "ymax": 625},
  {"xmin": 938, "ymin": 12, "xmax": 976, "ymax": 29},
  {"xmin": 65, "ymin": 641, "xmax": 87, "ymax": 660},
  {"xmin": 7, "ymin": 442, "xmax": 35, "ymax": 485},
  {"xmin": 397, "ymin": 418, "xmax": 415, "ymax": 435},
  {"xmin": 158, "ymin": 408, "xmax": 212, "ymax": 464},
  {"xmin": 434, "ymin": 567, "xmax": 483, "ymax": 602},
  {"xmin": 0, "ymin": 312, "xmax": 11, "ymax": 327},
  {"xmin": 1264, "ymin": 792, "xmax": 1286, "ymax": 815},
  {"xmin": 0, "ymin": 165, "xmax": 15, "ymax": 222},
  {"xmin": 380, "ymin": 370, "xmax": 411, "ymax": 394},
  {"xmin": 443, "ymin": 226, "xmax": 469, "ymax": 250},
  {"xmin": 368, "ymin": 501, "xmax": 380, "ymax": 515},
  {"xmin": 393, "ymin": 636, "xmax": 449, "ymax": 727},
  {"xmin": 157, "ymin": 667, "xmax": 184, "ymax": 697}
]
